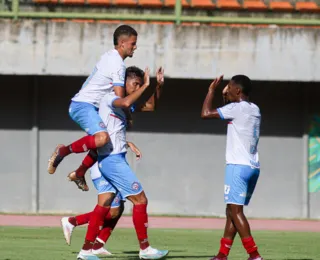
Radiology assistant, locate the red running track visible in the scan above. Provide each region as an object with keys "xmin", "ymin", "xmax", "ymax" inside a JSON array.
[{"xmin": 0, "ymin": 215, "xmax": 320, "ymax": 232}]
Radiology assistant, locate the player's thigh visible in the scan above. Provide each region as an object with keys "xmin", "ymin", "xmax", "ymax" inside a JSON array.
[
  {"xmin": 244, "ymin": 168, "xmax": 260, "ymax": 205},
  {"xmin": 69, "ymin": 101, "xmax": 107, "ymax": 135},
  {"xmin": 98, "ymin": 153, "xmax": 144, "ymax": 199},
  {"xmin": 224, "ymin": 164, "xmax": 257, "ymax": 206},
  {"xmin": 92, "ymin": 176, "xmax": 117, "ymax": 206}
]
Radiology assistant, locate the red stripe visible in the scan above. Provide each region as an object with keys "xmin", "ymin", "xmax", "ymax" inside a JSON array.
[{"xmin": 110, "ymin": 114, "xmax": 121, "ymax": 120}]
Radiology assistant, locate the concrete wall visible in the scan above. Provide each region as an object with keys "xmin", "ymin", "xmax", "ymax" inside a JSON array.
[
  {"xmin": 0, "ymin": 20, "xmax": 320, "ymax": 81},
  {"xmin": 0, "ymin": 75, "xmax": 319, "ymax": 219}
]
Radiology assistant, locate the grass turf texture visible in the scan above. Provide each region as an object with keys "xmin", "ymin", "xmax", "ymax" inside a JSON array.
[{"xmin": 1, "ymin": 227, "xmax": 319, "ymax": 260}]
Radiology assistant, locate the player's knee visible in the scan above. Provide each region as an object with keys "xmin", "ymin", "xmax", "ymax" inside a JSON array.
[
  {"xmin": 128, "ymin": 191, "xmax": 148, "ymax": 205},
  {"xmin": 110, "ymin": 207, "xmax": 122, "ymax": 219},
  {"xmin": 109, "ymin": 202, "xmax": 125, "ymax": 218},
  {"xmin": 94, "ymin": 132, "xmax": 110, "ymax": 147}
]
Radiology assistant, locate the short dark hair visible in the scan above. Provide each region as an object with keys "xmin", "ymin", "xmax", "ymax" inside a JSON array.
[
  {"xmin": 113, "ymin": 25, "xmax": 138, "ymax": 45},
  {"xmin": 125, "ymin": 66, "xmax": 144, "ymax": 80},
  {"xmin": 231, "ymin": 75, "xmax": 252, "ymax": 96}
]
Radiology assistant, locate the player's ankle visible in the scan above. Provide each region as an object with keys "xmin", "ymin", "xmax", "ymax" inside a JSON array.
[
  {"xmin": 249, "ymin": 250, "xmax": 260, "ymax": 258},
  {"xmin": 217, "ymin": 252, "xmax": 227, "ymax": 258},
  {"xmin": 68, "ymin": 217, "xmax": 77, "ymax": 226},
  {"xmin": 93, "ymin": 240, "xmax": 104, "ymax": 250}
]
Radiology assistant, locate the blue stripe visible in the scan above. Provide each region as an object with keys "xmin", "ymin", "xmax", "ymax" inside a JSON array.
[
  {"xmin": 111, "ymin": 97, "xmax": 120, "ymax": 109},
  {"xmin": 81, "ymin": 67, "xmax": 97, "ymax": 89},
  {"xmin": 113, "ymin": 83, "xmax": 124, "ymax": 87},
  {"xmin": 217, "ymin": 108, "xmax": 224, "ymax": 120}
]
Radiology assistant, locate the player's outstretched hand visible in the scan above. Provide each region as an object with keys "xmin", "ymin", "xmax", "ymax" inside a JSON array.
[
  {"xmin": 144, "ymin": 67, "xmax": 150, "ymax": 87},
  {"xmin": 156, "ymin": 66, "xmax": 164, "ymax": 86},
  {"xmin": 127, "ymin": 141, "xmax": 142, "ymax": 160},
  {"xmin": 209, "ymin": 75, "xmax": 224, "ymax": 91}
]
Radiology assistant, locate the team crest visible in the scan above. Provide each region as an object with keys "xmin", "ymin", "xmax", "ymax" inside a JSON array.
[
  {"xmin": 99, "ymin": 122, "xmax": 106, "ymax": 128},
  {"xmin": 114, "ymin": 196, "xmax": 120, "ymax": 204},
  {"xmin": 132, "ymin": 182, "xmax": 140, "ymax": 191}
]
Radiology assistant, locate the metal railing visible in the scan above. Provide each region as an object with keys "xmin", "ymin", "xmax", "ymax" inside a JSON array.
[{"xmin": 0, "ymin": 0, "xmax": 320, "ymax": 26}]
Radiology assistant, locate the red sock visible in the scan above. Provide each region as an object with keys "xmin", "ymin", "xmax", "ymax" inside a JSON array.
[
  {"xmin": 97, "ymin": 212, "xmax": 121, "ymax": 244},
  {"xmin": 58, "ymin": 146, "xmax": 72, "ymax": 157},
  {"xmin": 132, "ymin": 204, "xmax": 149, "ymax": 250},
  {"xmin": 242, "ymin": 236, "xmax": 260, "ymax": 258},
  {"xmin": 70, "ymin": 135, "xmax": 97, "ymax": 154},
  {"xmin": 76, "ymin": 150, "xmax": 98, "ymax": 178},
  {"xmin": 72, "ymin": 212, "xmax": 92, "ymax": 226},
  {"xmin": 84, "ymin": 205, "xmax": 110, "ymax": 247},
  {"xmin": 93, "ymin": 240, "xmax": 104, "ymax": 250},
  {"xmin": 217, "ymin": 238, "xmax": 233, "ymax": 257}
]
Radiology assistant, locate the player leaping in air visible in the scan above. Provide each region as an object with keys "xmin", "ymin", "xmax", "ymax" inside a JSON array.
[
  {"xmin": 47, "ymin": 25, "xmax": 137, "ymax": 184},
  {"xmin": 201, "ymin": 75, "xmax": 263, "ymax": 260}
]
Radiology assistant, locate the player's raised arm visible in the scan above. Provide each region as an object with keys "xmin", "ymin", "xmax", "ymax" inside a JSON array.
[
  {"xmin": 201, "ymin": 75, "xmax": 224, "ymax": 119},
  {"xmin": 113, "ymin": 68, "xmax": 150, "ymax": 109},
  {"xmin": 140, "ymin": 66, "xmax": 164, "ymax": 112}
]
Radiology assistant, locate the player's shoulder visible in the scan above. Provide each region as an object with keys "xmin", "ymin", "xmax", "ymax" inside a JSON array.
[
  {"xmin": 240, "ymin": 101, "xmax": 261, "ymax": 116},
  {"xmin": 101, "ymin": 49, "xmax": 123, "ymax": 63}
]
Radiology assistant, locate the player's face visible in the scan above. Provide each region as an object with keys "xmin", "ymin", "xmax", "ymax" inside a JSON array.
[
  {"xmin": 122, "ymin": 35, "xmax": 137, "ymax": 58},
  {"xmin": 125, "ymin": 76, "xmax": 143, "ymax": 95},
  {"xmin": 225, "ymin": 80, "xmax": 240, "ymax": 102}
]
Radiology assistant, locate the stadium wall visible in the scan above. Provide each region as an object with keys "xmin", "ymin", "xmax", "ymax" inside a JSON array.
[
  {"xmin": 0, "ymin": 20, "xmax": 320, "ymax": 81},
  {"xmin": 1, "ymin": 75, "xmax": 319, "ymax": 219}
]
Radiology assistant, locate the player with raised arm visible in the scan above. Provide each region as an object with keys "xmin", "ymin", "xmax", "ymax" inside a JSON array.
[
  {"xmin": 60, "ymin": 66, "xmax": 164, "ymax": 257},
  {"xmin": 67, "ymin": 66, "xmax": 164, "ymax": 191},
  {"xmin": 76, "ymin": 67, "xmax": 168, "ymax": 260},
  {"xmin": 47, "ymin": 25, "xmax": 137, "ymax": 185},
  {"xmin": 201, "ymin": 75, "xmax": 263, "ymax": 260}
]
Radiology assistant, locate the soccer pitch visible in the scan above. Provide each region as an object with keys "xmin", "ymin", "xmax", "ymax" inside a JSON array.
[{"xmin": 1, "ymin": 227, "xmax": 319, "ymax": 260}]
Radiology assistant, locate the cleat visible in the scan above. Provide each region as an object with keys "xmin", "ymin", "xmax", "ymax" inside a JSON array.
[
  {"xmin": 92, "ymin": 247, "xmax": 112, "ymax": 256},
  {"xmin": 139, "ymin": 247, "xmax": 169, "ymax": 259},
  {"xmin": 248, "ymin": 257, "xmax": 264, "ymax": 260},
  {"xmin": 48, "ymin": 144, "xmax": 65, "ymax": 174},
  {"xmin": 77, "ymin": 250, "xmax": 101, "ymax": 260},
  {"xmin": 68, "ymin": 171, "xmax": 89, "ymax": 191},
  {"xmin": 61, "ymin": 217, "xmax": 75, "ymax": 245},
  {"xmin": 210, "ymin": 256, "xmax": 228, "ymax": 260}
]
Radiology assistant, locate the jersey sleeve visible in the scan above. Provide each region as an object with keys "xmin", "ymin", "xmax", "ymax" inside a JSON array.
[
  {"xmin": 106, "ymin": 93, "xmax": 120, "ymax": 108},
  {"xmin": 98, "ymin": 53, "xmax": 125, "ymax": 87},
  {"xmin": 111, "ymin": 63, "xmax": 126, "ymax": 87},
  {"xmin": 217, "ymin": 103, "xmax": 240, "ymax": 120}
]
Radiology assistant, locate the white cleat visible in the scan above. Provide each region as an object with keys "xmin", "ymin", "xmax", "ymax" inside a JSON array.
[
  {"xmin": 61, "ymin": 217, "xmax": 75, "ymax": 245},
  {"xmin": 77, "ymin": 250, "xmax": 101, "ymax": 260},
  {"xmin": 139, "ymin": 246, "xmax": 169, "ymax": 259},
  {"xmin": 92, "ymin": 247, "xmax": 112, "ymax": 256}
]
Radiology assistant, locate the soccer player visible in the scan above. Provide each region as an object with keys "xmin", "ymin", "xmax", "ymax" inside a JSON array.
[
  {"xmin": 67, "ymin": 66, "xmax": 164, "ymax": 191},
  {"xmin": 47, "ymin": 25, "xmax": 138, "ymax": 182},
  {"xmin": 201, "ymin": 75, "xmax": 263, "ymax": 260},
  {"xmin": 77, "ymin": 66, "xmax": 168, "ymax": 260},
  {"xmin": 61, "ymin": 66, "xmax": 163, "ymax": 256}
]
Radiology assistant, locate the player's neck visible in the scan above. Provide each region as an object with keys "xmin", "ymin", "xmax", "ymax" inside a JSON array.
[
  {"xmin": 114, "ymin": 47, "xmax": 127, "ymax": 60},
  {"xmin": 239, "ymin": 95, "xmax": 249, "ymax": 102}
]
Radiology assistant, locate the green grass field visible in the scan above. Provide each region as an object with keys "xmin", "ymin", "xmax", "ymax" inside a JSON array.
[{"xmin": 1, "ymin": 227, "xmax": 319, "ymax": 260}]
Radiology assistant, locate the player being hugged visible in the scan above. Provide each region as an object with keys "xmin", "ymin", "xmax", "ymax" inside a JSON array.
[
  {"xmin": 201, "ymin": 75, "xmax": 263, "ymax": 260},
  {"xmin": 76, "ymin": 66, "xmax": 169, "ymax": 260}
]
